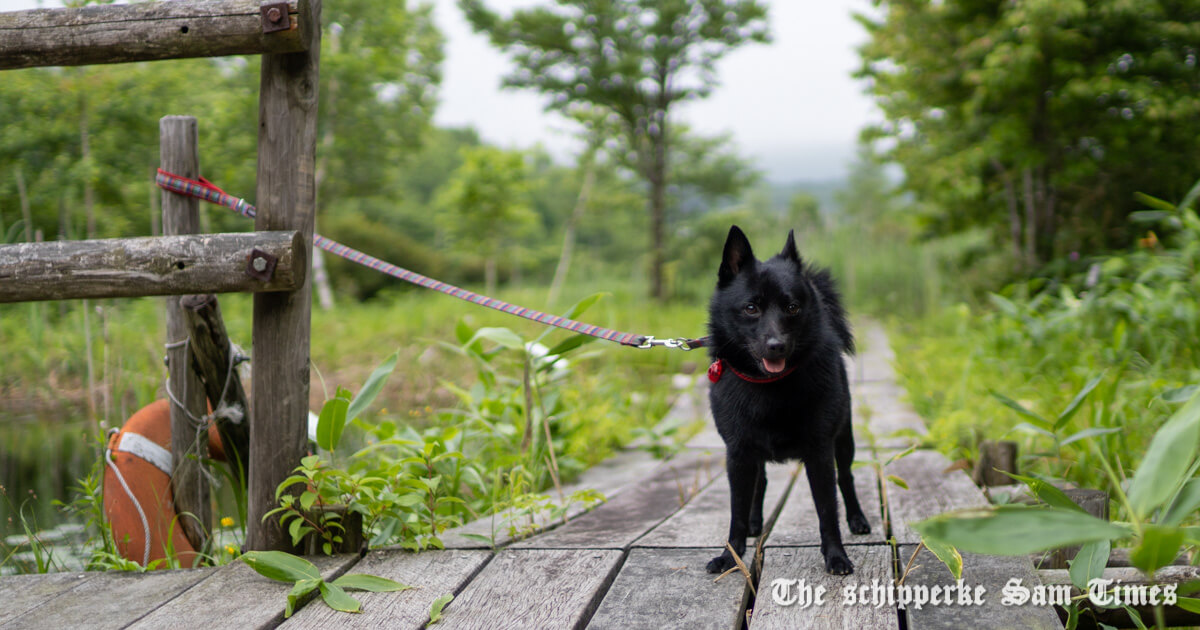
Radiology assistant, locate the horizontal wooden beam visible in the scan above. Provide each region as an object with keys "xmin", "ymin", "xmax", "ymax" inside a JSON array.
[
  {"xmin": 0, "ymin": 0, "xmax": 310, "ymax": 71},
  {"xmin": 0, "ymin": 230, "xmax": 306, "ymax": 303}
]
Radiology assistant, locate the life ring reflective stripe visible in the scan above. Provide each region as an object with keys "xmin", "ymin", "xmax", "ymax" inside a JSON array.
[{"xmin": 102, "ymin": 399, "xmax": 224, "ymax": 569}]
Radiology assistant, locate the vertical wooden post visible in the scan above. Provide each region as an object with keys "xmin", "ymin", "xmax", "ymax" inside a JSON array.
[
  {"xmin": 160, "ymin": 115, "xmax": 211, "ymax": 552},
  {"xmin": 246, "ymin": 0, "xmax": 321, "ymax": 551}
]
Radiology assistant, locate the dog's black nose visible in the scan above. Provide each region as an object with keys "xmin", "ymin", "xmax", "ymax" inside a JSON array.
[{"xmin": 765, "ymin": 337, "xmax": 786, "ymax": 357}]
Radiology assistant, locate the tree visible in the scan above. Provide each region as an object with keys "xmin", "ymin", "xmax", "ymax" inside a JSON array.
[
  {"xmin": 435, "ymin": 146, "xmax": 539, "ymax": 294},
  {"xmin": 858, "ymin": 0, "xmax": 1200, "ymax": 269},
  {"xmin": 460, "ymin": 0, "xmax": 769, "ymax": 299}
]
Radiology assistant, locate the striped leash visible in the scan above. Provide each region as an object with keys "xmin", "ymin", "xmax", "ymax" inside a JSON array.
[{"xmin": 155, "ymin": 169, "xmax": 706, "ymax": 351}]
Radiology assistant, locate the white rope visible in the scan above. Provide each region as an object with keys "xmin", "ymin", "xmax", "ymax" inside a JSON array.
[{"xmin": 105, "ymin": 446, "xmax": 152, "ymax": 567}]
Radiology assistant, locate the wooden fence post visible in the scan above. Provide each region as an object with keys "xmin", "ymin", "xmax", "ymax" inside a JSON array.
[
  {"xmin": 246, "ymin": 0, "xmax": 321, "ymax": 552},
  {"xmin": 160, "ymin": 115, "xmax": 212, "ymax": 552}
]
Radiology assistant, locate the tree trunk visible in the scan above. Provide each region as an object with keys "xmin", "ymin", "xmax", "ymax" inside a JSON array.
[
  {"xmin": 80, "ymin": 89, "xmax": 95, "ymax": 239},
  {"xmin": 1022, "ymin": 167, "xmax": 1038, "ymax": 268},
  {"xmin": 991, "ymin": 159, "xmax": 1023, "ymax": 269},
  {"xmin": 648, "ymin": 114, "xmax": 668, "ymax": 301},
  {"xmin": 311, "ymin": 24, "xmax": 339, "ymax": 312},
  {"xmin": 547, "ymin": 143, "xmax": 598, "ymax": 305},
  {"xmin": 15, "ymin": 166, "xmax": 32, "ymax": 243}
]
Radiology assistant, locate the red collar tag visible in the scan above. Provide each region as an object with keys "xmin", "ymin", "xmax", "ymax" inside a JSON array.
[{"xmin": 708, "ymin": 359, "xmax": 796, "ymax": 384}]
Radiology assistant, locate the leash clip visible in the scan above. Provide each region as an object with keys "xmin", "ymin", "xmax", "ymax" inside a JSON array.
[{"xmin": 636, "ymin": 336, "xmax": 695, "ymax": 351}]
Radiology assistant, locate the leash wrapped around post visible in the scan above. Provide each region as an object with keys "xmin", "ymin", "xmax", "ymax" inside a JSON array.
[{"xmin": 155, "ymin": 169, "xmax": 707, "ymax": 350}]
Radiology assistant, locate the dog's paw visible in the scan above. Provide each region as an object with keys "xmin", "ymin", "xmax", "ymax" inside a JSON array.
[
  {"xmin": 824, "ymin": 551, "xmax": 854, "ymax": 575},
  {"xmin": 848, "ymin": 512, "xmax": 871, "ymax": 535},
  {"xmin": 748, "ymin": 521, "xmax": 763, "ymax": 538},
  {"xmin": 706, "ymin": 553, "xmax": 737, "ymax": 574}
]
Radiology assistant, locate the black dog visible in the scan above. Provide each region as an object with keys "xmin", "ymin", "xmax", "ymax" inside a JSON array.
[{"xmin": 705, "ymin": 225, "xmax": 870, "ymax": 576}]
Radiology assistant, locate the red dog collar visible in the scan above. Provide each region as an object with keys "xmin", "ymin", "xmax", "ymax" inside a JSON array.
[{"xmin": 708, "ymin": 358, "xmax": 796, "ymax": 384}]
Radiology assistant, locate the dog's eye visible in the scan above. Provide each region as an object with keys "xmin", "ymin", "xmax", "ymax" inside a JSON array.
[
  {"xmin": 786, "ymin": 303, "xmax": 800, "ymax": 315},
  {"xmin": 743, "ymin": 303, "xmax": 759, "ymax": 316}
]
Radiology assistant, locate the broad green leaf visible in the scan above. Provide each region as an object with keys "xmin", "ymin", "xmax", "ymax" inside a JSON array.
[
  {"xmin": 347, "ymin": 351, "xmax": 399, "ymax": 423},
  {"xmin": 1068, "ymin": 540, "xmax": 1110, "ymax": 590},
  {"xmin": 466, "ymin": 327, "xmax": 525, "ymax": 351},
  {"xmin": 319, "ymin": 581, "xmax": 362, "ymax": 614},
  {"xmin": 316, "ymin": 395, "xmax": 350, "ymax": 452},
  {"xmin": 922, "ymin": 537, "xmax": 962, "ymax": 580},
  {"xmin": 240, "ymin": 550, "xmax": 320, "ymax": 583},
  {"xmin": 1127, "ymin": 389, "xmax": 1200, "ymax": 518},
  {"xmin": 1161, "ymin": 478, "xmax": 1200, "ymax": 527},
  {"xmin": 1002, "ymin": 473, "xmax": 1085, "ymax": 513},
  {"xmin": 989, "ymin": 391, "xmax": 1051, "ymax": 429},
  {"xmin": 913, "ymin": 505, "xmax": 1129, "ymax": 555},
  {"xmin": 887, "ymin": 475, "xmax": 908, "ymax": 490},
  {"xmin": 285, "ymin": 578, "xmax": 321, "ymax": 618},
  {"xmin": 1176, "ymin": 597, "xmax": 1200, "ymax": 614},
  {"xmin": 1060, "ymin": 427, "xmax": 1121, "ymax": 447},
  {"xmin": 543, "ymin": 333, "xmax": 596, "ymax": 359},
  {"xmin": 563, "ymin": 292, "xmax": 607, "ymax": 320},
  {"xmin": 1055, "ymin": 374, "xmax": 1105, "ymax": 431},
  {"xmin": 332, "ymin": 573, "xmax": 412, "ymax": 592},
  {"xmin": 429, "ymin": 593, "xmax": 454, "ymax": 624},
  {"xmin": 1012, "ymin": 422, "xmax": 1056, "ymax": 439},
  {"xmin": 1163, "ymin": 385, "xmax": 1199, "ymax": 404},
  {"xmin": 1129, "ymin": 524, "xmax": 1185, "ymax": 575},
  {"xmin": 987, "ymin": 293, "xmax": 1020, "ymax": 317}
]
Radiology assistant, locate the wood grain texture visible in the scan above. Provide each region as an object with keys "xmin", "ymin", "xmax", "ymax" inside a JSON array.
[
  {"xmin": 434, "ymin": 549, "xmax": 624, "ymax": 630},
  {"xmin": 0, "ymin": 231, "xmax": 304, "ymax": 303},
  {"xmin": 510, "ymin": 450, "xmax": 724, "ymax": 550},
  {"xmin": 587, "ymin": 548, "xmax": 748, "ymax": 630},
  {"xmin": 898, "ymin": 545, "xmax": 1064, "ymax": 630},
  {"xmin": 845, "ymin": 323, "xmax": 897, "ymax": 383},
  {"xmin": 0, "ymin": 0, "xmax": 309, "ymax": 70},
  {"xmin": 3, "ymin": 567, "xmax": 215, "ymax": 630},
  {"xmin": 127, "ymin": 554, "xmax": 356, "ymax": 629},
  {"xmin": 246, "ymin": 0, "xmax": 320, "ymax": 552},
  {"xmin": 854, "ymin": 380, "xmax": 928, "ymax": 449},
  {"xmin": 181, "ymin": 294, "xmax": 250, "ymax": 481},
  {"xmin": 766, "ymin": 463, "xmax": 886, "ymax": 547},
  {"xmin": 161, "ymin": 115, "xmax": 211, "ymax": 554},
  {"xmin": 751, "ymin": 545, "xmax": 896, "ymax": 630},
  {"xmin": 281, "ymin": 550, "xmax": 491, "ymax": 629},
  {"xmin": 0, "ymin": 572, "xmax": 95, "ymax": 626},
  {"xmin": 634, "ymin": 463, "xmax": 796, "ymax": 548},
  {"xmin": 884, "ymin": 449, "xmax": 987, "ymax": 545},
  {"xmin": 442, "ymin": 449, "xmax": 664, "ymax": 549}
]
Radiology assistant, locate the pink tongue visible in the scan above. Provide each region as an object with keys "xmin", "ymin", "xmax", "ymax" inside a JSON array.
[{"xmin": 762, "ymin": 358, "xmax": 786, "ymax": 374}]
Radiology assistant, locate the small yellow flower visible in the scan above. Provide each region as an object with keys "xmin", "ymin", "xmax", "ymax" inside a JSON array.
[
  {"xmin": 424, "ymin": 406, "xmax": 432, "ymax": 413},
  {"xmin": 225, "ymin": 545, "xmax": 237, "ymax": 555},
  {"xmin": 380, "ymin": 408, "xmax": 388, "ymax": 415},
  {"xmin": 220, "ymin": 516, "xmax": 234, "ymax": 527}
]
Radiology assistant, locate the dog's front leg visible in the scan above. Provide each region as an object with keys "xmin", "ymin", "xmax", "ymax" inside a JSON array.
[
  {"xmin": 806, "ymin": 454, "xmax": 854, "ymax": 575},
  {"xmin": 706, "ymin": 454, "xmax": 758, "ymax": 574}
]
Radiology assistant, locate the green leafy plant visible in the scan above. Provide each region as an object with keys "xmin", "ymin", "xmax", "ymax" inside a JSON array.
[
  {"xmin": 240, "ymin": 550, "xmax": 409, "ymax": 617},
  {"xmin": 428, "ymin": 592, "xmax": 454, "ymax": 624}
]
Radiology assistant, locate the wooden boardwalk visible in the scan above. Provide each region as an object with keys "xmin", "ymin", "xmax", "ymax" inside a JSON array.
[{"xmin": 0, "ymin": 325, "xmax": 1064, "ymax": 630}]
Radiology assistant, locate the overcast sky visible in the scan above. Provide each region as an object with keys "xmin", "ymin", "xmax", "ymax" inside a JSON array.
[{"xmin": 1, "ymin": 0, "xmax": 878, "ymax": 182}]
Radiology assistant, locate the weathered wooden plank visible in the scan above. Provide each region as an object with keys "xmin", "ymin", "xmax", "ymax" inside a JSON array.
[
  {"xmin": 751, "ymin": 545, "xmax": 895, "ymax": 630},
  {"xmin": 845, "ymin": 323, "xmax": 896, "ymax": 383},
  {"xmin": 281, "ymin": 549, "xmax": 491, "ymax": 629},
  {"xmin": 434, "ymin": 549, "xmax": 624, "ymax": 630},
  {"xmin": 884, "ymin": 450, "xmax": 987, "ymax": 545},
  {"xmin": 0, "ymin": 231, "xmax": 306, "ymax": 303},
  {"xmin": 3, "ymin": 567, "xmax": 215, "ymax": 630},
  {"xmin": 161, "ymin": 115, "xmax": 212, "ymax": 555},
  {"xmin": 442, "ymin": 448, "xmax": 664, "ymax": 549},
  {"xmin": 0, "ymin": 572, "xmax": 96, "ymax": 626},
  {"xmin": 510, "ymin": 450, "xmax": 724, "ymax": 550},
  {"xmin": 246, "ymin": 0, "xmax": 320, "ymax": 552},
  {"xmin": 766, "ymin": 463, "xmax": 886, "ymax": 547},
  {"xmin": 126, "ymin": 554, "xmax": 356, "ymax": 629},
  {"xmin": 587, "ymin": 548, "xmax": 747, "ymax": 630},
  {"xmin": 854, "ymin": 380, "xmax": 927, "ymax": 449},
  {"xmin": 898, "ymin": 545, "xmax": 1063, "ymax": 630},
  {"xmin": 0, "ymin": 0, "xmax": 310, "ymax": 70},
  {"xmin": 181, "ymin": 293, "xmax": 250, "ymax": 482},
  {"xmin": 634, "ymin": 463, "xmax": 796, "ymax": 548}
]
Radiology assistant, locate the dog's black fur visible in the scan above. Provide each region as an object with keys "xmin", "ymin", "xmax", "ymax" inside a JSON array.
[{"xmin": 705, "ymin": 225, "xmax": 870, "ymax": 576}]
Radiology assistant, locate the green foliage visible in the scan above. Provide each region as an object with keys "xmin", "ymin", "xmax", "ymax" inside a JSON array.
[
  {"xmin": 240, "ymin": 550, "xmax": 410, "ymax": 618},
  {"xmin": 428, "ymin": 592, "xmax": 454, "ymax": 624},
  {"xmin": 858, "ymin": 0, "xmax": 1200, "ymax": 265}
]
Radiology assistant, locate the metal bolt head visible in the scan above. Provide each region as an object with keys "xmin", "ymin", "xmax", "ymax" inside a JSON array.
[
  {"xmin": 267, "ymin": 7, "xmax": 282, "ymax": 22},
  {"xmin": 253, "ymin": 256, "xmax": 268, "ymax": 272}
]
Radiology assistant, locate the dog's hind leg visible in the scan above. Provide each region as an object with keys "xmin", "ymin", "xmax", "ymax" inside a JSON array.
[
  {"xmin": 748, "ymin": 459, "xmax": 767, "ymax": 537},
  {"xmin": 836, "ymin": 426, "xmax": 871, "ymax": 535}
]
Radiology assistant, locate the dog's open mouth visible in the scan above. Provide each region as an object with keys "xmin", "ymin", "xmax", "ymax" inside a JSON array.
[{"xmin": 762, "ymin": 357, "xmax": 787, "ymax": 374}]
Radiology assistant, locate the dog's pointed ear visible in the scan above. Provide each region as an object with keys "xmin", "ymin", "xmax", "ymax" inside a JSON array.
[
  {"xmin": 780, "ymin": 229, "xmax": 800, "ymax": 262},
  {"xmin": 719, "ymin": 225, "xmax": 755, "ymax": 285}
]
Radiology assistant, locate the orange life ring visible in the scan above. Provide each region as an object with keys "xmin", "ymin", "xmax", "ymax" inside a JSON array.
[{"xmin": 103, "ymin": 399, "xmax": 225, "ymax": 569}]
